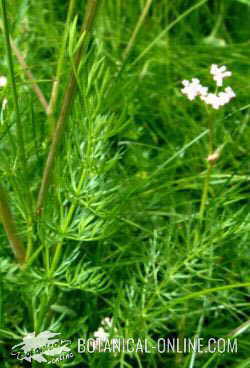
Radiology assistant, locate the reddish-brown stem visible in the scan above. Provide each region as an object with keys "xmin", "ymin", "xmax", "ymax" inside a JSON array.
[
  {"xmin": 0, "ymin": 184, "xmax": 25, "ymax": 263},
  {"xmin": 36, "ymin": 0, "xmax": 100, "ymax": 213},
  {"xmin": 0, "ymin": 21, "xmax": 49, "ymax": 114}
]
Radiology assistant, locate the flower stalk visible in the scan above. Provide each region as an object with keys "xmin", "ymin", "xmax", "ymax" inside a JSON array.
[
  {"xmin": 199, "ymin": 110, "xmax": 214, "ymax": 220},
  {"xmin": 181, "ymin": 64, "xmax": 235, "ymax": 220}
]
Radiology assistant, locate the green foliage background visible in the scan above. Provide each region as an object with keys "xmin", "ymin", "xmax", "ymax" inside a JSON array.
[{"xmin": 0, "ymin": 0, "xmax": 250, "ymax": 367}]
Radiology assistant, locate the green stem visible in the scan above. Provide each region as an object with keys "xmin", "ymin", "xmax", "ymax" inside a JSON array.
[
  {"xmin": 49, "ymin": 242, "xmax": 63, "ymax": 275},
  {"xmin": 25, "ymin": 219, "xmax": 34, "ymax": 261},
  {"xmin": 39, "ymin": 176, "xmax": 85, "ymax": 328},
  {"xmin": 132, "ymin": 0, "xmax": 208, "ymax": 66},
  {"xmin": 122, "ymin": 0, "xmax": 153, "ymax": 62},
  {"xmin": 1, "ymin": 0, "xmax": 27, "ymax": 169},
  {"xmin": 1, "ymin": 0, "xmax": 33, "ymax": 225},
  {"xmin": 210, "ymin": 1, "xmax": 224, "ymax": 38},
  {"xmin": 35, "ymin": 1, "xmax": 101, "ymax": 332},
  {"xmin": 199, "ymin": 111, "xmax": 214, "ymax": 220},
  {"xmin": 199, "ymin": 163, "xmax": 212, "ymax": 219},
  {"xmin": 0, "ymin": 20, "xmax": 49, "ymax": 113},
  {"xmin": 47, "ymin": 0, "xmax": 77, "ymax": 117},
  {"xmin": 49, "ymin": 169, "xmax": 86, "ymax": 275}
]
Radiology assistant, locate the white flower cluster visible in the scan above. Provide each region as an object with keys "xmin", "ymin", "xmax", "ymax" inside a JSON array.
[
  {"xmin": 92, "ymin": 317, "xmax": 117, "ymax": 351},
  {"xmin": 181, "ymin": 65, "xmax": 235, "ymax": 109},
  {"xmin": 93, "ymin": 317, "xmax": 113, "ymax": 341}
]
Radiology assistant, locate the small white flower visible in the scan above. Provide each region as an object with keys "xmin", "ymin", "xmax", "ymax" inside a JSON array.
[
  {"xmin": 101, "ymin": 317, "xmax": 113, "ymax": 328},
  {"xmin": 203, "ymin": 93, "xmax": 221, "ymax": 109},
  {"xmin": 224, "ymin": 86, "xmax": 236, "ymax": 99},
  {"xmin": 94, "ymin": 327, "xmax": 109, "ymax": 341},
  {"xmin": 181, "ymin": 80, "xmax": 196, "ymax": 100},
  {"xmin": 181, "ymin": 78, "xmax": 207, "ymax": 101},
  {"xmin": 218, "ymin": 91, "xmax": 231, "ymax": 105},
  {"xmin": 0, "ymin": 76, "xmax": 7, "ymax": 88},
  {"xmin": 92, "ymin": 316, "xmax": 114, "ymax": 345},
  {"xmin": 92, "ymin": 318, "xmax": 112, "ymax": 352},
  {"xmin": 210, "ymin": 64, "xmax": 232, "ymax": 87}
]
